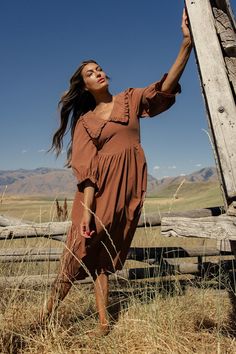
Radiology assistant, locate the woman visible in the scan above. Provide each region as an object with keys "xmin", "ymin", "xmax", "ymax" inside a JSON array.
[{"xmin": 42, "ymin": 9, "xmax": 192, "ymax": 335}]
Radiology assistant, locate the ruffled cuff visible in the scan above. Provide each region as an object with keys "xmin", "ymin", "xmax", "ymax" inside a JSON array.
[
  {"xmin": 153, "ymin": 73, "xmax": 181, "ymax": 96},
  {"xmin": 72, "ymin": 168, "xmax": 98, "ymax": 192},
  {"xmin": 140, "ymin": 74, "xmax": 181, "ymax": 118}
]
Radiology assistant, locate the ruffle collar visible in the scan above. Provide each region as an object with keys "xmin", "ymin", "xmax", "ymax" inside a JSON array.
[{"xmin": 81, "ymin": 90, "xmax": 129, "ymax": 139}]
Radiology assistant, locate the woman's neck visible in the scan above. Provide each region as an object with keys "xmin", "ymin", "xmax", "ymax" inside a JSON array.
[{"xmin": 93, "ymin": 90, "xmax": 113, "ymax": 106}]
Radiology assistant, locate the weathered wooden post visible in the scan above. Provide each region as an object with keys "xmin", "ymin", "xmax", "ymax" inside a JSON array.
[{"xmin": 161, "ymin": 0, "xmax": 236, "ymax": 252}]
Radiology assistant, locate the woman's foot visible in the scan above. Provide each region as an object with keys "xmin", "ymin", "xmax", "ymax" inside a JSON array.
[
  {"xmin": 99, "ymin": 322, "xmax": 110, "ymax": 336},
  {"xmin": 86, "ymin": 322, "xmax": 110, "ymax": 337}
]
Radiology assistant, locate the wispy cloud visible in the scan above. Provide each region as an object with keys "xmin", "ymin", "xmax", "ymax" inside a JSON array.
[
  {"xmin": 195, "ymin": 163, "xmax": 202, "ymax": 167},
  {"xmin": 180, "ymin": 173, "xmax": 186, "ymax": 176},
  {"xmin": 153, "ymin": 165, "xmax": 160, "ymax": 170},
  {"xmin": 38, "ymin": 149, "xmax": 46, "ymax": 153},
  {"xmin": 168, "ymin": 165, "xmax": 176, "ymax": 169},
  {"xmin": 21, "ymin": 149, "xmax": 27, "ymax": 154}
]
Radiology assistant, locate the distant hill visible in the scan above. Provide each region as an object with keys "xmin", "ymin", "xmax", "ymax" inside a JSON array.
[
  {"xmin": 152, "ymin": 167, "xmax": 218, "ymax": 194},
  {"xmin": 0, "ymin": 167, "xmax": 219, "ymax": 197},
  {"xmin": 0, "ymin": 168, "xmax": 77, "ymax": 197}
]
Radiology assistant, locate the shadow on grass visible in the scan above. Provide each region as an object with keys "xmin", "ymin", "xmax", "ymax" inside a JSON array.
[
  {"xmin": 193, "ymin": 273, "xmax": 236, "ymax": 339},
  {"xmin": 226, "ymin": 289, "xmax": 236, "ymax": 337},
  {"xmin": 0, "ymin": 331, "xmax": 26, "ymax": 354},
  {"xmin": 107, "ymin": 278, "xmax": 189, "ymax": 326}
]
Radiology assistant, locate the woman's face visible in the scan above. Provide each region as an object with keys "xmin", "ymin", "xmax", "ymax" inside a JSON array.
[{"xmin": 81, "ymin": 62, "xmax": 109, "ymax": 94}]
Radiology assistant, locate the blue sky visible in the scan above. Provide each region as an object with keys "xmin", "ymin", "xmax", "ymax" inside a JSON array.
[{"xmin": 1, "ymin": 0, "xmax": 235, "ymax": 179}]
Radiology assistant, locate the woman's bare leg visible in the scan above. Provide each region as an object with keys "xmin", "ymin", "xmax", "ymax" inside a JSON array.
[
  {"xmin": 40, "ymin": 277, "xmax": 72, "ymax": 322},
  {"xmin": 94, "ymin": 272, "xmax": 109, "ymax": 334}
]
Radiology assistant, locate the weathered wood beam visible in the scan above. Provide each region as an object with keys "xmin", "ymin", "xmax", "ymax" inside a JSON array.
[
  {"xmin": 216, "ymin": 0, "xmax": 236, "ymax": 32},
  {"xmin": 225, "ymin": 57, "xmax": 236, "ymax": 93},
  {"xmin": 137, "ymin": 206, "xmax": 223, "ymax": 227},
  {"xmin": 0, "ymin": 270, "xmax": 130, "ymax": 288},
  {"xmin": 0, "ymin": 245, "xmax": 230, "ymax": 263},
  {"xmin": 0, "ymin": 221, "xmax": 71, "ymax": 240},
  {"xmin": 0, "ymin": 248, "xmax": 62, "ymax": 256},
  {"xmin": 1, "ymin": 259, "xmax": 234, "ymax": 287},
  {"xmin": 0, "ymin": 207, "xmax": 224, "ymax": 241},
  {"xmin": 161, "ymin": 214, "xmax": 236, "ymax": 240},
  {"xmin": 0, "ymin": 254, "xmax": 61, "ymax": 263},
  {"xmin": 213, "ymin": 1, "xmax": 236, "ymax": 97},
  {"xmin": 0, "ymin": 215, "xmax": 33, "ymax": 227},
  {"xmin": 213, "ymin": 7, "xmax": 236, "ymax": 57},
  {"xmin": 127, "ymin": 259, "xmax": 235, "ymax": 279},
  {"xmin": 186, "ymin": 0, "xmax": 236, "ymax": 200},
  {"xmin": 163, "ymin": 258, "xmax": 235, "ymax": 276},
  {"xmin": 0, "ymin": 274, "xmax": 57, "ymax": 287},
  {"xmin": 127, "ymin": 245, "xmax": 231, "ymax": 262},
  {"xmin": 0, "ymin": 247, "xmax": 63, "ymax": 263}
]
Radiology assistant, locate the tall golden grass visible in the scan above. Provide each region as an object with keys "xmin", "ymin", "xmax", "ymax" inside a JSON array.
[
  {"xmin": 1, "ymin": 277, "xmax": 236, "ymax": 353},
  {"xmin": 1, "ymin": 189, "xmax": 236, "ymax": 353}
]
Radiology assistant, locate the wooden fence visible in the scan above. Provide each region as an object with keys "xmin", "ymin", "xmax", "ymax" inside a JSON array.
[{"xmin": 0, "ymin": 207, "xmax": 234, "ymax": 288}]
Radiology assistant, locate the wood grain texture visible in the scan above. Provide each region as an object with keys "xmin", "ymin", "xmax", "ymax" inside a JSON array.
[
  {"xmin": 213, "ymin": 7, "xmax": 236, "ymax": 56},
  {"xmin": 161, "ymin": 214, "xmax": 236, "ymax": 240},
  {"xmin": 186, "ymin": 0, "xmax": 236, "ymax": 199}
]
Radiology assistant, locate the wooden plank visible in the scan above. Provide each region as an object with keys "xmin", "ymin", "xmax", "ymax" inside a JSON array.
[
  {"xmin": 0, "ymin": 248, "xmax": 63, "ymax": 262},
  {"xmin": 127, "ymin": 246, "xmax": 230, "ymax": 261},
  {"xmin": 1, "ymin": 259, "xmax": 234, "ymax": 287},
  {"xmin": 0, "ymin": 221, "xmax": 71, "ymax": 240},
  {"xmin": 0, "ymin": 271, "xmax": 130, "ymax": 287},
  {"xmin": 0, "ymin": 248, "xmax": 62, "ymax": 256},
  {"xmin": 0, "ymin": 246, "xmax": 223, "ymax": 259},
  {"xmin": 0, "ymin": 254, "xmax": 61, "ymax": 263},
  {"xmin": 225, "ymin": 57, "xmax": 236, "ymax": 93},
  {"xmin": 0, "ymin": 215, "xmax": 33, "ymax": 227},
  {"xmin": 0, "ymin": 245, "xmax": 231, "ymax": 263},
  {"xmin": 216, "ymin": 0, "xmax": 236, "ymax": 32},
  {"xmin": 186, "ymin": 0, "xmax": 236, "ymax": 199},
  {"xmin": 164, "ymin": 258, "xmax": 235, "ymax": 275},
  {"xmin": 0, "ymin": 244, "xmax": 229, "ymax": 264},
  {"xmin": 0, "ymin": 274, "xmax": 57, "ymax": 287},
  {"xmin": 161, "ymin": 214, "xmax": 236, "ymax": 240},
  {"xmin": 213, "ymin": 1, "xmax": 236, "ymax": 97},
  {"xmin": 137, "ymin": 206, "xmax": 223, "ymax": 226},
  {"xmin": 0, "ymin": 207, "xmax": 224, "ymax": 241},
  {"xmin": 213, "ymin": 7, "xmax": 236, "ymax": 56}
]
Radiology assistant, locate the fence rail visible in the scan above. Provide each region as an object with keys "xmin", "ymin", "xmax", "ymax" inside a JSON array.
[{"xmin": 0, "ymin": 208, "xmax": 234, "ymax": 287}]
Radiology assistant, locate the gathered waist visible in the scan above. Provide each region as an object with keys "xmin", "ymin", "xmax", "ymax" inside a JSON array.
[{"xmin": 97, "ymin": 143, "xmax": 144, "ymax": 158}]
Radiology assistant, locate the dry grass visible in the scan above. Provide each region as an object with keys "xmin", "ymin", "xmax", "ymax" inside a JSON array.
[
  {"xmin": 1, "ymin": 193, "xmax": 236, "ymax": 353},
  {"xmin": 0, "ymin": 281, "xmax": 236, "ymax": 353},
  {"xmin": 1, "ymin": 249, "xmax": 236, "ymax": 353}
]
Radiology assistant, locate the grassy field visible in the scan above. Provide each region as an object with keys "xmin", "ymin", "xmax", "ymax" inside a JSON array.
[
  {"xmin": 1, "ymin": 184, "xmax": 236, "ymax": 353},
  {"xmin": 0, "ymin": 181, "xmax": 224, "ymax": 222}
]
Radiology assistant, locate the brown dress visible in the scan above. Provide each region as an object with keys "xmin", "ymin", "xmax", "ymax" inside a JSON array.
[{"xmin": 59, "ymin": 74, "xmax": 180, "ymax": 281}]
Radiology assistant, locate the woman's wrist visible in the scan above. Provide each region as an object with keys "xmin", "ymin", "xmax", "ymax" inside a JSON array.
[{"xmin": 82, "ymin": 208, "xmax": 92, "ymax": 217}]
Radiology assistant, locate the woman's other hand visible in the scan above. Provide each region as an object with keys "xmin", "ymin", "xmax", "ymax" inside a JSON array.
[
  {"xmin": 81, "ymin": 180, "xmax": 96, "ymax": 238},
  {"xmin": 80, "ymin": 210, "xmax": 95, "ymax": 238}
]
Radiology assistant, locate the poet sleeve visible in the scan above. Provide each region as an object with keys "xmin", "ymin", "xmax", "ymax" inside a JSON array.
[
  {"xmin": 71, "ymin": 119, "xmax": 98, "ymax": 192},
  {"xmin": 129, "ymin": 74, "xmax": 181, "ymax": 118}
]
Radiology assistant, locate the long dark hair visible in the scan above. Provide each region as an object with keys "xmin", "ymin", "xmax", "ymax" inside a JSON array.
[{"xmin": 51, "ymin": 60, "xmax": 98, "ymax": 166}]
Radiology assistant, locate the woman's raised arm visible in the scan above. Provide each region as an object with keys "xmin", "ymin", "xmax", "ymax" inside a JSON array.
[{"xmin": 161, "ymin": 9, "xmax": 192, "ymax": 94}]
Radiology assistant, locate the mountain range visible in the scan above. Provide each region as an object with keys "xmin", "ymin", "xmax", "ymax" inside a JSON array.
[{"xmin": 0, "ymin": 167, "xmax": 218, "ymax": 197}]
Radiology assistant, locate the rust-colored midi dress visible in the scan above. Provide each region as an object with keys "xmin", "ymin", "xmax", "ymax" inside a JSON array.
[{"xmin": 59, "ymin": 74, "xmax": 180, "ymax": 281}]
